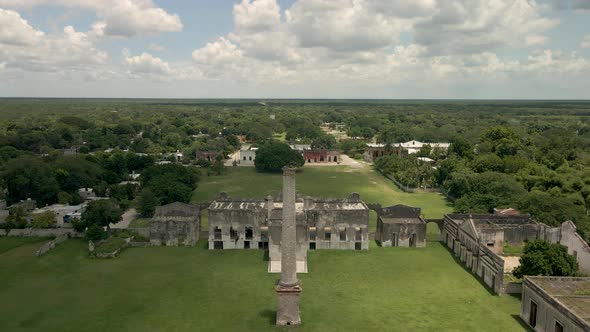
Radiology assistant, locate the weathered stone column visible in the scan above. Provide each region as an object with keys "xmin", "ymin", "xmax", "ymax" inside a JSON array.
[{"xmin": 276, "ymin": 167, "xmax": 302, "ymax": 326}]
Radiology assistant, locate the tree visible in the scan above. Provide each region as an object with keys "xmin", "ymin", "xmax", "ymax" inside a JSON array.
[
  {"xmin": 211, "ymin": 154, "xmax": 225, "ymax": 175},
  {"xmin": 417, "ymin": 144, "xmax": 432, "ymax": 157},
  {"xmin": 3, "ymin": 207, "xmax": 28, "ymax": 229},
  {"xmin": 3, "ymin": 155, "xmax": 60, "ymax": 206},
  {"xmin": 147, "ymin": 177, "xmax": 193, "ymax": 204},
  {"xmin": 254, "ymin": 141, "xmax": 304, "ymax": 172},
  {"xmin": 81, "ymin": 199, "xmax": 123, "ymax": 234},
  {"xmin": 513, "ymin": 240, "xmax": 579, "ymax": 278},
  {"xmin": 31, "ymin": 211, "xmax": 56, "ymax": 229},
  {"xmin": 138, "ymin": 188, "xmax": 160, "ymax": 218},
  {"xmin": 518, "ymin": 190, "xmax": 587, "ymax": 226},
  {"xmin": 311, "ymin": 134, "xmax": 336, "ymax": 150}
]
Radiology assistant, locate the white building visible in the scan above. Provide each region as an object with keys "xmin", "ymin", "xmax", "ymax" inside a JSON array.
[
  {"xmin": 396, "ymin": 140, "xmax": 450, "ymax": 154},
  {"xmin": 239, "ymin": 147, "xmax": 258, "ymax": 165}
]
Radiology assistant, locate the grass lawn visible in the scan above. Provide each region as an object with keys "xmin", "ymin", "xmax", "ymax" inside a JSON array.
[
  {"xmin": 129, "ymin": 218, "xmax": 151, "ymax": 228},
  {"xmin": 0, "ymin": 236, "xmax": 48, "ymax": 254},
  {"xmin": 193, "ymin": 166, "xmax": 452, "ymax": 232},
  {"xmin": 0, "ymin": 238, "xmax": 528, "ymax": 332},
  {"xmin": 192, "ymin": 166, "xmax": 453, "ymax": 219}
]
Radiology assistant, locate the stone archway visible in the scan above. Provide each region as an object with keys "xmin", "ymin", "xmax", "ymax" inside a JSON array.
[{"xmin": 425, "ymin": 219, "xmax": 444, "ymax": 241}]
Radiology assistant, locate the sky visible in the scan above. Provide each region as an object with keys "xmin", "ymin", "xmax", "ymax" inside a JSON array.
[{"xmin": 0, "ymin": 0, "xmax": 589, "ymax": 99}]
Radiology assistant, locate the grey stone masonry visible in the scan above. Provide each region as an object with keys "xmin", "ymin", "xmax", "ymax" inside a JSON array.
[
  {"xmin": 276, "ymin": 167, "xmax": 302, "ymax": 326},
  {"xmin": 279, "ymin": 167, "xmax": 298, "ymax": 287},
  {"xmin": 149, "ymin": 202, "xmax": 200, "ymax": 246}
]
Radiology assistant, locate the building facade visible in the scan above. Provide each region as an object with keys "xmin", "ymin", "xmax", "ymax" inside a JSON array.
[
  {"xmin": 521, "ymin": 276, "xmax": 590, "ymax": 332},
  {"xmin": 239, "ymin": 147, "xmax": 257, "ymax": 165},
  {"xmin": 149, "ymin": 202, "xmax": 200, "ymax": 246},
  {"xmin": 303, "ymin": 149, "xmax": 340, "ymax": 163},
  {"xmin": 207, "ymin": 192, "xmax": 370, "ymax": 252},
  {"xmin": 376, "ymin": 205, "xmax": 426, "ymax": 247},
  {"xmin": 441, "ymin": 214, "xmax": 547, "ymax": 294}
]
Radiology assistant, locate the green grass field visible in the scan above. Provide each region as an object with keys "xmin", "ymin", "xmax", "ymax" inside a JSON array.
[
  {"xmin": 0, "ymin": 238, "xmax": 528, "ymax": 332},
  {"xmin": 192, "ymin": 166, "xmax": 453, "ymax": 233},
  {"xmin": 0, "ymin": 166, "xmax": 528, "ymax": 331}
]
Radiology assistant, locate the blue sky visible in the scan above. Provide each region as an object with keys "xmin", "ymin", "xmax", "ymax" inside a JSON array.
[{"xmin": 0, "ymin": 0, "xmax": 589, "ymax": 98}]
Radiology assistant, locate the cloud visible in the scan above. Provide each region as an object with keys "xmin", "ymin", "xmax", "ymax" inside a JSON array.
[
  {"xmin": 124, "ymin": 51, "xmax": 173, "ymax": 75},
  {"xmin": 582, "ymin": 35, "xmax": 590, "ymax": 49},
  {"xmin": 124, "ymin": 51, "xmax": 201, "ymax": 80},
  {"xmin": 0, "ymin": 8, "xmax": 44, "ymax": 45},
  {"xmin": 413, "ymin": 0, "xmax": 558, "ymax": 55},
  {"xmin": 0, "ymin": 0, "xmax": 183, "ymax": 37},
  {"xmin": 0, "ymin": 9, "xmax": 108, "ymax": 74},
  {"xmin": 192, "ymin": 37, "xmax": 244, "ymax": 65},
  {"xmin": 552, "ymin": 0, "xmax": 590, "ymax": 11}
]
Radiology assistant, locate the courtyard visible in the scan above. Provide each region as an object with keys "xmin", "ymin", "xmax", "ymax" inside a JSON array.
[{"xmin": 0, "ymin": 238, "xmax": 528, "ymax": 331}]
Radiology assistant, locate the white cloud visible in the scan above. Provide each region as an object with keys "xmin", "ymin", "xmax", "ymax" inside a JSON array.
[
  {"xmin": 0, "ymin": 0, "xmax": 183, "ymax": 37},
  {"xmin": 0, "ymin": 8, "xmax": 44, "ymax": 45},
  {"xmin": 124, "ymin": 51, "xmax": 173, "ymax": 75},
  {"xmin": 0, "ymin": 10, "xmax": 108, "ymax": 74},
  {"xmin": 413, "ymin": 0, "xmax": 558, "ymax": 55},
  {"xmin": 581, "ymin": 35, "xmax": 590, "ymax": 48},
  {"xmin": 192, "ymin": 37, "xmax": 244, "ymax": 65},
  {"xmin": 124, "ymin": 51, "xmax": 201, "ymax": 80}
]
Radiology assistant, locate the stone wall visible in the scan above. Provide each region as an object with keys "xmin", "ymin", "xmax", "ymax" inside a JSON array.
[
  {"xmin": 521, "ymin": 277, "xmax": 590, "ymax": 331},
  {"xmin": 35, "ymin": 234, "xmax": 68, "ymax": 257},
  {"xmin": 377, "ymin": 221, "xmax": 426, "ymax": 248},
  {"xmin": 502, "ymin": 282, "xmax": 522, "ymax": 295},
  {"xmin": 5, "ymin": 228, "xmax": 83, "ymax": 238},
  {"xmin": 560, "ymin": 221, "xmax": 590, "ymax": 275}
]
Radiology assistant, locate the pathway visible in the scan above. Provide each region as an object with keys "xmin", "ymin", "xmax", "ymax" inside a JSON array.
[{"xmin": 110, "ymin": 208, "xmax": 138, "ymax": 229}]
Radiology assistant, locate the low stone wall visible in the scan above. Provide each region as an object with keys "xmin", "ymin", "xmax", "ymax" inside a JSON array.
[
  {"xmin": 89, "ymin": 237, "xmax": 132, "ymax": 258},
  {"xmin": 129, "ymin": 241, "xmax": 152, "ymax": 247},
  {"xmin": 35, "ymin": 234, "xmax": 68, "ymax": 257},
  {"xmin": 0, "ymin": 229, "xmax": 6, "ymax": 236},
  {"xmin": 502, "ymin": 281, "xmax": 523, "ymax": 294},
  {"xmin": 6, "ymin": 228, "xmax": 83, "ymax": 238}
]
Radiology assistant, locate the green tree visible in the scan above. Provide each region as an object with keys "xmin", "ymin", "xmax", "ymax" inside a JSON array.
[
  {"xmin": 81, "ymin": 199, "xmax": 123, "ymax": 234},
  {"xmin": 211, "ymin": 154, "xmax": 225, "ymax": 175},
  {"xmin": 513, "ymin": 240, "xmax": 579, "ymax": 279},
  {"xmin": 255, "ymin": 141, "xmax": 305, "ymax": 172},
  {"xmin": 138, "ymin": 188, "xmax": 160, "ymax": 218},
  {"xmin": 4, "ymin": 207, "xmax": 28, "ymax": 229},
  {"xmin": 3, "ymin": 155, "xmax": 59, "ymax": 206},
  {"xmin": 31, "ymin": 211, "xmax": 56, "ymax": 229}
]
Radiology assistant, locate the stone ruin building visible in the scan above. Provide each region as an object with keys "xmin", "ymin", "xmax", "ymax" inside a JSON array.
[
  {"xmin": 208, "ymin": 190, "xmax": 370, "ymax": 273},
  {"xmin": 441, "ymin": 214, "xmax": 560, "ymax": 294},
  {"xmin": 149, "ymin": 202, "xmax": 200, "ymax": 246},
  {"xmin": 302, "ymin": 149, "xmax": 340, "ymax": 163},
  {"xmin": 521, "ymin": 276, "xmax": 590, "ymax": 331},
  {"xmin": 376, "ymin": 204, "xmax": 426, "ymax": 248}
]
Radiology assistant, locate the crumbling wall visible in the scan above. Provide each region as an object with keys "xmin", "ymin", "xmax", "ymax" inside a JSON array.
[
  {"xmin": 6, "ymin": 228, "xmax": 83, "ymax": 238},
  {"xmin": 35, "ymin": 234, "xmax": 69, "ymax": 257},
  {"xmin": 150, "ymin": 218, "xmax": 199, "ymax": 246},
  {"xmin": 560, "ymin": 221, "xmax": 590, "ymax": 274}
]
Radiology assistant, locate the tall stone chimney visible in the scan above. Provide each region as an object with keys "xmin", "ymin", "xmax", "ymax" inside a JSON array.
[{"xmin": 275, "ymin": 167, "xmax": 302, "ymax": 326}]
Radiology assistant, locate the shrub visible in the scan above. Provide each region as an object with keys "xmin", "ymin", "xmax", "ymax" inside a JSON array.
[{"xmin": 85, "ymin": 224, "xmax": 106, "ymax": 241}]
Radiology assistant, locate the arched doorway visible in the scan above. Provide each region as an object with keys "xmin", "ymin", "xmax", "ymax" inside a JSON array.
[{"xmin": 426, "ymin": 220, "xmax": 443, "ymax": 242}]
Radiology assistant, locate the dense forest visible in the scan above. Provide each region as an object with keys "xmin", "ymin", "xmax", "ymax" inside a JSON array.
[{"xmin": 0, "ymin": 99, "xmax": 588, "ymax": 240}]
